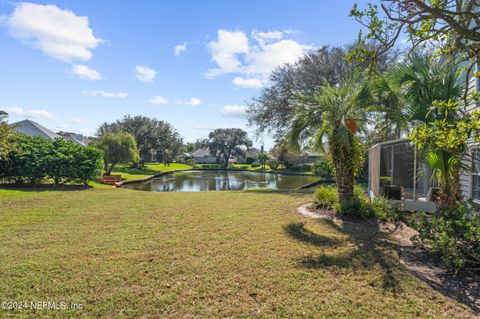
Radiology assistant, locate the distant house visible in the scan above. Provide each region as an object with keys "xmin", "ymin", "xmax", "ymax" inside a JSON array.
[
  {"xmin": 304, "ymin": 150, "xmax": 321, "ymax": 163},
  {"xmin": 236, "ymin": 147, "xmax": 261, "ymax": 164},
  {"xmin": 191, "ymin": 148, "xmax": 217, "ymax": 164},
  {"xmin": 57, "ymin": 131, "xmax": 86, "ymax": 146},
  {"xmin": 10, "ymin": 120, "xmax": 86, "ymax": 146}
]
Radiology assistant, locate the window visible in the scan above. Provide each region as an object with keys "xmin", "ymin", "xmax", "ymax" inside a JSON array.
[{"xmin": 472, "ymin": 148, "xmax": 480, "ymax": 201}]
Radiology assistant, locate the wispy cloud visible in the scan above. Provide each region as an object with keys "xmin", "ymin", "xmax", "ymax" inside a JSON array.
[
  {"xmin": 1, "ymin": 106, "xmax": 56, "ymax": 120},
  {"xmin": 176, "ymin": 97, "xmax": 201, "ymax": 105},
  {"xmin": 134, "ymin": 65, "xmax": 156, "ymax": 82},
  {"xmin": 174, "ymin": 42, "xmax": 187, "ymax": 56},
  {"xmin": 81, "ymin": 90, "xmax": 127, "ymax": 98},
  {"xmin": 149, "ymin": 96, "xmax": 169, "ymax": 105},
  {"xmin": 71, "ymin": 64, "xmax": 101, "ymax": 80}
]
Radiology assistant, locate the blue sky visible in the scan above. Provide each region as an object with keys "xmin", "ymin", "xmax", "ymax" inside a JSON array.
[{"xmin": 0, "ymin": 0, "xmax": 373, "ymax": 148}]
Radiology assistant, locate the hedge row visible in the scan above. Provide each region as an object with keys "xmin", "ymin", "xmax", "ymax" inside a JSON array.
[{"xmin": 0, "ymin": 135, "xmax": 103, "ymax": 186}]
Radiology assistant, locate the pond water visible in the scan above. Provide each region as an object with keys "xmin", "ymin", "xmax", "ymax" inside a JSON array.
[{"xmin": 121, "ymin": 170, "xmax": 319, "ymax": 192}]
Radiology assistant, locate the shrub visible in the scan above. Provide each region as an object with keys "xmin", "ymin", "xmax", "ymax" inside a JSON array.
[
  {"xmin": 314, "ymin": 186, "xmax": 338, "ymax": 209},
  {"xmin": 312, "ymin": 160, "xmax": 333, "ymax": 178},
  {"xmin": 185, "ymin": 158, "xmax": 196, "ymax": 167},
  {"xmin": 251, "ymin": 162, "xmax": 260, "ymax": 168},
  {"xmin": 73, "ymin": 146, "xmax": 104, "ymax": 186},
  {"xmin": 411, "ymin": 200, "xmax": 480, "ymax": 271},
  {"xmin": 246, "ymin": 157, "xmax": 255, "ymax": 165},
  {"xmin": 268, "ymin": 160, "xmax": 279, "ymax": 170},
  {"xmin": 370, "ymin": 196, "xmax": 402, "ymax": 222},
  {"xmin": 0, "ymin": 135, "xmax": 104, "ymax": 186}
]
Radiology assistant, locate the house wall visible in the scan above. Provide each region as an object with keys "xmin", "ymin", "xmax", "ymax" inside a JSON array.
[
  {"xmin": 194, "ymin": 156, "xmax": 217, "ymax": 164},
  {"xmin": 460, "ymin": 62, "xmax": 479, "ymax": 199}
]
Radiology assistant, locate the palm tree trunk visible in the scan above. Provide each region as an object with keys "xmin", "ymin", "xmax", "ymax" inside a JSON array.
[{"xmin": 334, "ymin": 159, "xmax": 355, "ymax": 202}]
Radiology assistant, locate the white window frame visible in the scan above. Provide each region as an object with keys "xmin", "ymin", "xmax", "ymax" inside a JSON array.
[{"xmin": 472, "ymin": 147, "xmax": 480, "ymax": 203}]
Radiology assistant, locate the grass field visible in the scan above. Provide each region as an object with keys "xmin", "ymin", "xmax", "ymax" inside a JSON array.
[{"xmin": 0, "ymin": 187, "xmax": 475, "ymax": 318}]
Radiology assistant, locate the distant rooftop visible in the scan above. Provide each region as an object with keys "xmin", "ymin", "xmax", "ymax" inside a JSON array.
[{"xmin": 10, "ymin": 119, "xmax": 60, "ymax": 140}]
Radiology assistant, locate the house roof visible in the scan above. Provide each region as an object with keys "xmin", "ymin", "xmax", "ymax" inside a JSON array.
[
  {"xmin": 11, "ymin": 119, "xmax": 60, "ymax": 140},
  {"xmin": 10, "ymin": 120, "xmax": 86, "ymax": 146},
  {"xmin": 61, "ymin": 133, "xmax": 86, "ymax": 146},
  {"xmin": 192, "ymin": 148, "xmax": 213, "ymax": 157}
]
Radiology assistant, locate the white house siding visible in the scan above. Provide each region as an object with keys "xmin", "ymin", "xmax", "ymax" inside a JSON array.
[{"xmin": 460, "ymin": 63, "xmax": 479, "ymax": 200}]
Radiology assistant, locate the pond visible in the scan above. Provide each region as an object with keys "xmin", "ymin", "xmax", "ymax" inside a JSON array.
[{"xmin": 121, "ymin": 170, "xmax": 320, "ymax": 192}]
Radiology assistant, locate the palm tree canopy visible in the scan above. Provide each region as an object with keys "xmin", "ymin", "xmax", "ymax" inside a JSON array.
[
  {"xmin": 389, "ymin": 54, "xmax": 464, "ymax": 123},
  {"xmin": 286, "ymin": 71, "xmax": 373, "ymax": 153}
]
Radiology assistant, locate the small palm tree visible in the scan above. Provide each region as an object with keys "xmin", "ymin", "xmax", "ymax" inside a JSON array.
[
  {"xmin": 257, "ymin": 152, "xmax": 269, "ymax": 169},
  {"xmin": 287, "ymin": 72, "xmax": 372, "ymax": 203}
]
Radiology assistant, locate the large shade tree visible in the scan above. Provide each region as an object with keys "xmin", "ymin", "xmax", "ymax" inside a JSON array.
[
  {"xmin": 97, "ymin": 115, "xmax": 182, "ymax": 164},
  {"xmin": 349, "ymin": 0, "xmax": 480, "ymax": 99},
  {"xmin": 208, "ymin": 128, "xmax": 252, "ymax": 168}
]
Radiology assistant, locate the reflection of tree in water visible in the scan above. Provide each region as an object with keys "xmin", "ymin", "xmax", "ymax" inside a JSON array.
[{"xmin": 127, "ymin": 171, "xmax": 319, "ymax": 192}]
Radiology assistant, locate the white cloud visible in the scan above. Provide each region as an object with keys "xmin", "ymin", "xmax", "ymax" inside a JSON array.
[
  {"xmin": 81, "ymin": 90, "xmax": 127, "ymax": 98},
  {"xmin": 149, "ymin": 96, "xmax": 169, "ymax": 105},
  {"xmin": 245, "ymin": 39, "xmax": 307, "ymax": 75},
  {"xmin": 206, "ymin": 29, "xmax": 250, "ymax": 78},
  {"xmin": 232, "ymin": 77, "xmax": 264, "ymax": 89},
  {"xmin": 71, "ymin": 64, "xmax": 101, "ymax": 80},
  {"xmin": 180, "ymin": 97, "xmax": 201, "ymax": 105},
  {"xmin": 206, "ymin": 29, "xmax": 312, "ymax": 86},
  {"xmin": 1, "ymin": 106, "xmax": 56, "ymax": 120},
  {"xmin": 222, "ymin": 104, "xmax": 247, "ymax": 118},
  {"xmin": 5, "ymin": 2, "xmax": 101, "ymax": 62},
  {"xmin": 134, "ymin": 65, "xmax": 156, "ymax": 82},
  {"xmin": 174, "ymin": 42, "xmax": 187, "ymax": 56}
]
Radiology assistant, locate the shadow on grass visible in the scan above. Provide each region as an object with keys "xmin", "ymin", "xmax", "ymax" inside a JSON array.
[
  {"xmin": 284, "ymin": 219, "xmax": 401, "ymax": 294},
  {"xmin": 284, "ymin": 222, "xmax": 340, "ymax": 247},
  {"xmin": 0, "ymin": 184, "xmax": 93, "ymax": 192}
]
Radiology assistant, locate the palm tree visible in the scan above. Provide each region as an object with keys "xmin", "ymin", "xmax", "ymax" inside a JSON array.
[
  {"xmin": 287, "ymin": 72, "xmax": 372, "ymax": 203},
  {"xmin": 370, "ymin": 74, "xmax": 407, "ymax": 141},
  {"xmin": 391, "ymin": 53, "xmax": 464, "ymax": 206}
]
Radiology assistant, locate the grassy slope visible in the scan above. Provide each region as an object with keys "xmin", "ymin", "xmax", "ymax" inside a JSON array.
[
  {"xmin": 111, "ymin": 163, "xmax": 192, "ymax": 181},
  {"xmin": 0, "ymin": 188, "xmax": 475, "ymax": 318}
]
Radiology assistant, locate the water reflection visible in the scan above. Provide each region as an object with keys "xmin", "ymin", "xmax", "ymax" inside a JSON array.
[{"xmin": 122, "ymin": 170, "xmax": 319, "ymax": 192}]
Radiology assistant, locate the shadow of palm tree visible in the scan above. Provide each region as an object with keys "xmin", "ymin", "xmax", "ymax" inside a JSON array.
[
  {"xmin": 284, "ymin": 219, "xmax": 402, "ymax": 294},
  {"xmin": 284, "ymin": 222, "xmax": 341, "ymax": 247}
]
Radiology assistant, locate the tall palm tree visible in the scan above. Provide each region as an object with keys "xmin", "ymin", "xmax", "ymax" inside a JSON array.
[{"xmin": 287, "ymin": 72, "xmax": 372, "ymax": 203}]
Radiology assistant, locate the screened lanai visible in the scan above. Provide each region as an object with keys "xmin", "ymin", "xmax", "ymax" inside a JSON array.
[{"xmin": 368, "ymin": 139, "xmax": 438, "ymax": 212}]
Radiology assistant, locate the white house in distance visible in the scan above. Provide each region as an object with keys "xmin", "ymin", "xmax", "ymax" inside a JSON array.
[
  {"xmin": 191, "ymin": 148, "xmax": 217, "ymax": 164},
  {"xmin": 10, "ymin": 119, "xmax": 88, "ymax": 146}
]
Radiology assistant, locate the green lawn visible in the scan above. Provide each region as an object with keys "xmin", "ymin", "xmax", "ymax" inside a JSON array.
[
  {"xmin": 0, "ymin": 187, "xmax": 475, "ymax": 318},
  {"xmin": 111, "ymin": 163, "xmax": 192, "ymax": 181}
]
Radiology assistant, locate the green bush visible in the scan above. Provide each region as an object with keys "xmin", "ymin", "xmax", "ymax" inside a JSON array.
[
  {"xmin": 0, "ymin": 135, "xmax": 103, "ymax": 185},
  {"xmin": 411, "ymin": 200, "xmax": 480, "ymax": 271},
  {"xmin": 370, "ymin": 196, "xmax": 402, "ymax": 222},
  {"xmin": 312, "ymin": 160, "xmax": 332, "ymax": 178},
  {"xmin": 268, "ymin": 160, "xmax": 279, "ymax": 170},
  {"xmin": 314, "ymin": 186, "xmax": 338, "ymax": 209},
  {"xmin": 246, "ymin": 157, "xmax": 255, "ymax": 165}
]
